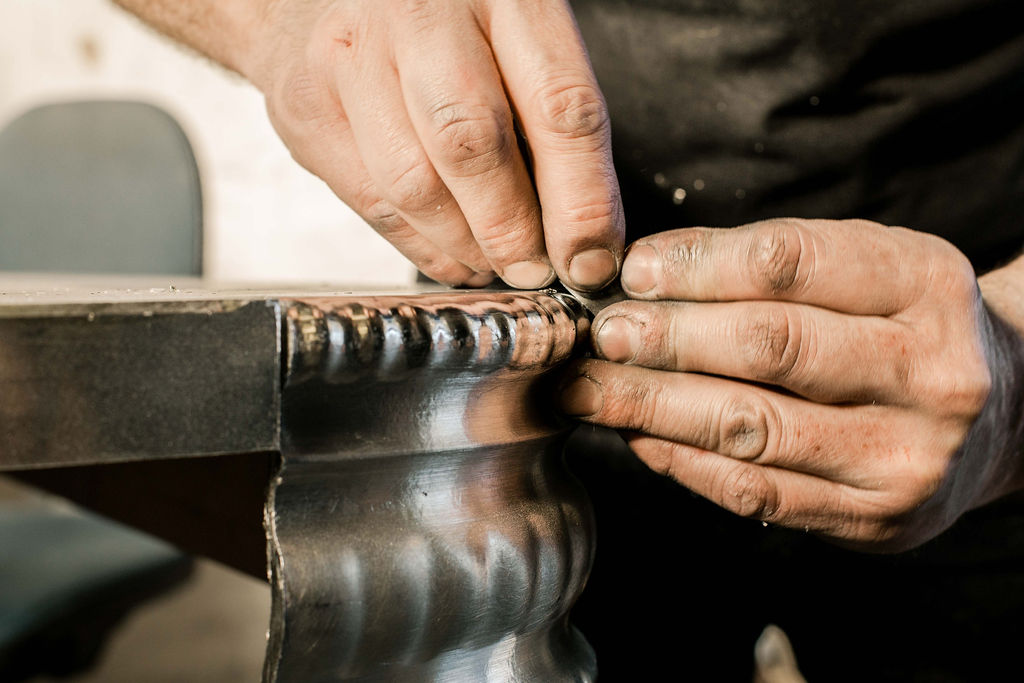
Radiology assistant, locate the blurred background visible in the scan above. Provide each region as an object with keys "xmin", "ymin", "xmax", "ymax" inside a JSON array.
[
  {"xmin": 0, "ymin": 0, "xmax": 417, "ymax": 286},
  {"xmin": 1, "ymin": 1, "xmax": 423, "ymax": 681}
]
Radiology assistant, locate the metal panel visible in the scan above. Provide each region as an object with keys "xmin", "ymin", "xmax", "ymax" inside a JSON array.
[
  {"xmin": 0, "ymin": 299, "xmax": 281, "ymax": 467},
  {"xmin": 265, "ymin": 291, "xmax": 596, "ymax": 682}
]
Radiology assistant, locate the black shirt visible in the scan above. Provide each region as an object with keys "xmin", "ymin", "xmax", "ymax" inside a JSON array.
[
  {"xmin": 568, "ymin": 2, "xmax": 1024, "ymax": 681},
  {"xmin": 576, "ymin": 0, "xmax": 1024, "ymax": 271}
]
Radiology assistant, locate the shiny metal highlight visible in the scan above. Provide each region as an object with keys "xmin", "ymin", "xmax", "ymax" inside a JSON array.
[
  {"xmin": 0, "ymin": 283, "xmax": 597, "ymax": 682},
  {"xmin": 266, "ymin": 290, "xmax": 596, "ymax": 682}
]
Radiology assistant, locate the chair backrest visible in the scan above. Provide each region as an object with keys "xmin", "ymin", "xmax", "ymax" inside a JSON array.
[{"xmin": 0, "ymin": 100, "xmax": 202, "ymax": 275}]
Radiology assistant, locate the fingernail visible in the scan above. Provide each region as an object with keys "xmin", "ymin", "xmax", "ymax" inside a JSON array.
[
  {"xmin": 621, "ymin": 244, "xmax": 659, "ymax": 294},
  {"xmin": 568, "ymin": 248, "xmax": 618, "ymax": 291},
  {"xmin": 595, "ymin": 316, "xmax": 640, "ymax": 363},
  {"xmin": 559, "ymin": 375, "xmax": 604, "ymax": 417},
  {"xmin": 465, "ymin": 271, "xmax": 496, "ymax": 288},
  {"xmin": 503, "ymin": 261, "xmax": 556, "ymax": 289}
]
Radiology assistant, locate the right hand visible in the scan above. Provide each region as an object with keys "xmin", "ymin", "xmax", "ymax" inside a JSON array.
[{"xmin": 249, "ymin": 0, "xmax": 625, "ymax": 289}]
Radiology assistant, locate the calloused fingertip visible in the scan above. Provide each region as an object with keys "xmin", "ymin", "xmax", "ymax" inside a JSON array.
[
  {"xmin": 593, "ymin": 315, "xmax": 640, "ymax": 364},
  {"xmin": 621, "ymin": 243, "xmax": 659, "ymax": 295},
  {"xmin": 503, "ymin": 260, "xmax": 556, "ymax": 289},
  {"xmin": 567, "ymin": 247, "xmax": 620, "ymax": 291},
  {"xmin": 559, "ymin": 374, "xmax": 604, "ymax": 417}
]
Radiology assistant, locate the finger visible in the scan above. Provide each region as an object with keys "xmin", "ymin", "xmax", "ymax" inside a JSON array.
[
  {"xmin": 558, "ymin": 359, "xmax": 898, "ymax": 487},
  {"xmin": 331, "ymin": 39, "xmax": 492, "ymax": 273},
  {"xmin": 486, "ymin": 0, "xmax": 625, "ymax": 291},
  {"xmin": 591, "ymin": 300, "xmax": 912, "ymax": 404},
  {"xmin": 271, "ymin": 95, "xmax": 492, "ymax": 287},
  {"xmin": 623, "ymin": 434, "xmax": 878, "ymax": 542},
  {"xmin": 396, "ymin": 13, "xmax": 553, "ymax": 289},
  {"xmin": 620, "ymin": 218, "xmax": 935, "ymax": 315}
]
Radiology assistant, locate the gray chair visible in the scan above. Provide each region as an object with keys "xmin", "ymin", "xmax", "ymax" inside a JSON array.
[
  {"xmin": 0, "ymin": 100, "xmax": 203, "ymax": 680},
  {"xmin": 0, "ymin": 503, "xmax": 193, "ymax": 680},
  {"xmin": 0, "ymin": 100, "xmax": 202, "ymax": 275}
]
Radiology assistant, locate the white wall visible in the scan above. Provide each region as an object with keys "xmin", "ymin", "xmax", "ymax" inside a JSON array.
[{"xmin": 0, "ymin": 0, "xmax": 416, "ymax": 286}]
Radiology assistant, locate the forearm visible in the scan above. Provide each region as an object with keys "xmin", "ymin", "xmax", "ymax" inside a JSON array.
[{"xmin": 113, "ymin": 0, "xmax": 267, "ymax": 82}]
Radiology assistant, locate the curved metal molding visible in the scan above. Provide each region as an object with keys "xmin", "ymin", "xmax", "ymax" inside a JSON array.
[
  {"xmin": 264, "ymin": 444, "xmax": 596, "ymax": 682},
  {"xmin": 282, "ymin": 290, "xmax": 588, "ymax": 385},
  {"xmin": 265, "ymin": 291, "xmax": 597, "ymax": 682}
]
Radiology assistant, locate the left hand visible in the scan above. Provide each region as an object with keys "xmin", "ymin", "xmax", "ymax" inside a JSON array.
[{"xmin": 559, "ymin": 218, "xmax": 1024, "ymax": 551}]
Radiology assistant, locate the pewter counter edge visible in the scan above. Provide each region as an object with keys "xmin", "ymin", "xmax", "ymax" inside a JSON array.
[{"xmin": 0, "ymin": 286, "xmax": 593, "ymax": 469}]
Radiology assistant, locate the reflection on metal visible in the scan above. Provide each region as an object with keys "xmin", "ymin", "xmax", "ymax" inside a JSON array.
[
  {"xmin": 0, "ymin": 283, "xmax": 597, "ymax": 681},
  {"xmin": 265, "ymin": 291, "xmax": 596, "ymax": 682},
  {"xmin": 0, "ymin": 297, "xmax": 281, "ymax": 468},
  {"xmin": 282, "ymin": 291, "xmax": 588, "ymax": 384},
  {"xmin": 561, "ymin": 280, "xmax": 628, "ymax": 317}
]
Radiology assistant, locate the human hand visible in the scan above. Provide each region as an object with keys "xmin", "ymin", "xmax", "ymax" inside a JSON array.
[
  {"xmin": 250, "ymin": 0, "xmax": 624, "ymax": 289},
  {"xmin": 559, "ymin": 218, "xmax": 1024, "ymax": 551}
]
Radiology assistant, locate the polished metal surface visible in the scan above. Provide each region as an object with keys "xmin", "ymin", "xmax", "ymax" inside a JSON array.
[
  {"xmin": 561, "ymin": 280, "xmax": 627, "ymax": 317},
  {"xmin": 266, "ymin": 292, "xmax": 595, "ymax": 682},
  {"xmin": 0, "ymin": 296, "xmax": 281, "ymax": 468},
  {"xmin": 0, "ymin": 282, "xmax": 597, "ymax": 682}
]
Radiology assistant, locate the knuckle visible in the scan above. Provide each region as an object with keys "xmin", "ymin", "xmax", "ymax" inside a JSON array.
[
  {"xmin": 718, "ymin": 466, "xmax": 778, "ymax": 520},
  {"xmin": 913, "ymin": 462, "xmax": 947, "ymax": 503},
  {"xmin": 865, "ymin": 520, "xmax": 901, "ymax": 545},
  {"xmin": 471, "ymin": 213, "xmax": 536, "ymax": 253},
  {"xmin": 824, "ymin": 489, "xmax": 867, "ymax": 539},
  {"xmin": 907, "ymin": 231, "xmax": 977, "ymax": 309},
  {"xmin": 886, "ymin": 458, "xmax": 945, "ymax": 514},
  {"xmin": 818, "ymin": 485, "xmax": 926, "ymax": 550},
  {"xmin": 363, "ymin": 198, "xmax": 406, "ymax": 233},
  {"xmin": 351, "ymin": 181, "xmax": 406, "ymax": 233},
  {"xmin": 922, "ymin": 228, "xmax": 967, "ymax": 262},
  {"xmin": 946, "ymin": 243, "xmax": 977, "ymax": 287},
  {"xmin": 429, "ymin": 103, "xmax": 513, "ymax": 176},
  {"xmin": 748, "ymin": 221, "xmax": 807, "ymax": 296},
  {"xmin": 534, "ymin": 80, "xmax": 610, "ymax": 140},
  {"xmin": 286, "ymin": 10, "xmax": 359, "ymax": 105},
  {"xmin": 267, "ymin": 70, "xmax": 333, "ymax": 135},
  {"xmin": 951, "ymin": 373, "xmax": 992, "ymax": 419},
  {"xmin": 638, "ymin": 439, "xmax": 680, "ymax": 480},
  {"xmin": 926, "ymin": 234, "xmax": 978, "ymax": 299},
  {"xmin": 717, "ymin": 398, "xmax": 770, "ymax": 460},
  {"xmin": 851, "ymin": 517, "xmax": 906, "ymax": 550},
  {"xmin": 660, "ymin": 307, "xmax": 684, "ymax": 367},
  {"xmin": 962, "ymin": 370, "xmax": 993, "ymax": 416},
  {"xmin": 918, "ymin": 366, "xmax": 992, "ymax": 420},
  {"xmin": 881, "ymin": 327, "xmax": 914, "ymax": 392},
  {"xmin": 267, "ymin": 9, "xmax": 362, "ymax": 130},
  {"xmin": 562, "ymin": 197, "xmax": 619, "ymax": 234},
  {"xmin": 741, "ymin": 308, "xmax": 801, "ymax": 382},
  {"xmin": 384, "ymin": 158, "xmax": 445, "ymax": 214}
]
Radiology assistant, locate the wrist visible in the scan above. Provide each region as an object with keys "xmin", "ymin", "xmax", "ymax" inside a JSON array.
[
  {"xmin": 114, "ymin": 0, "xmax": 273, "ymax": 87},
  {"xmin": 241, "ymin": 0, "xmax": 339, "ymax": 95},
  {"xmin": 979, "ymin": 255, "xmax": 1024, "ymax": 338},
  {"xmin": 976, "ymin": 308, "xmax": 1024, "ymax": 503},
  {"xmin": 969, "ymin": 261, "xmax": 1024, "ymax": 505},
  {"xmin": 211, "ymin": 0, "xmax": 280, "ymax": 88},
  {"xmin": 238, "ymin": 0, "xmax": 289, "ymax": 93}
]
